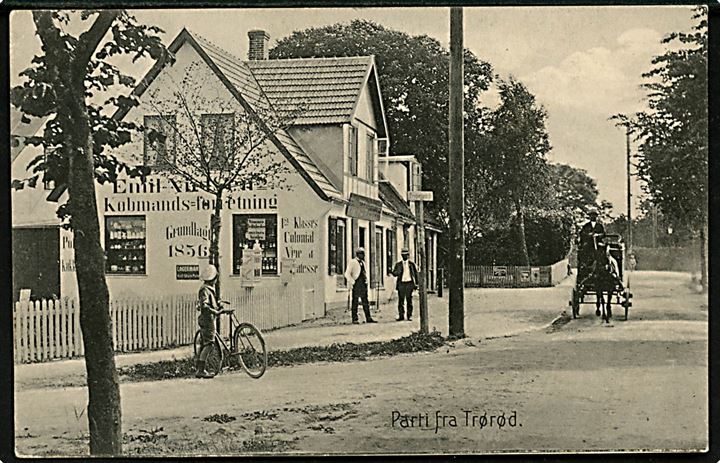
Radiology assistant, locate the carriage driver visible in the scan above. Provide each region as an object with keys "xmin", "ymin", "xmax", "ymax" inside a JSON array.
[{"xmin": 577, "ymin": 209, "xmax": 605, "ymax": 280}]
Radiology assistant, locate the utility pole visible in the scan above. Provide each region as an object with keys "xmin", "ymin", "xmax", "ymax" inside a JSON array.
[
  {"xmin": 415, "ymin": 196, "xmax": 428, "ymax": 334},
  {"xmin": 626, "ymin": 127, "xmax": 633, "ymax": 254},
  {"xmin": 409, "ymin": 167, "xmax": 432, "ymax": 334},
  {"xmin": 448, "ymin": 6, "xmax": 465, "ymax": 338}
]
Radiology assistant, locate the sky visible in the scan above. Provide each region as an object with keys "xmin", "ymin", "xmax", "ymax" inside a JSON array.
[{"xmin": 9, "ymin": 6, "xmax": 700, "ymax": 216}]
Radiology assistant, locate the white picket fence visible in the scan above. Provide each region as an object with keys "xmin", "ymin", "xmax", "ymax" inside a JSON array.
[{"xmin": 13, "ymin": 283, "xmax": 313, "ymax": 364}]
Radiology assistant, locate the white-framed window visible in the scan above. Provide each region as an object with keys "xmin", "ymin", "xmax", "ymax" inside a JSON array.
[
  {"xmin": 386, "ymin": 228, "xmax": 396, "ymax": 274},
  {"xmin": 348, "ymin": 125, "xmax": 358, "ymax": 176},
  {"xmin": 328, "ymin": 217, "xmax": 347, "ymax": 275}
]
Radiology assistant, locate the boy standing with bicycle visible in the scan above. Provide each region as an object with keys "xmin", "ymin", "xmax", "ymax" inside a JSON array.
[{"xmin": 196, "ymin": 264, "xmax": 227, "ymax": 379}]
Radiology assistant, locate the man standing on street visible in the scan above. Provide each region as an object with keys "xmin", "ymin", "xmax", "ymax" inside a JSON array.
[
  {"xmin": 392, "ymin": 248, "xmax": 418, "ymax": 321},
  {"xmin": 344, "ymin": 247, "xmax": 377, "ymax": 324}
]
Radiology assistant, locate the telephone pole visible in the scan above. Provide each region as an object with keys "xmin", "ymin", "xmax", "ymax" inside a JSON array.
[
  {"xmin": 448, "ymin": 7, "xmax": 465, "ymax": 338},
  {"xmin": 415, "ymin": 195, "xmax": 429, "ymax": 334},
  {"xmin": 626, "ymin": 127, "xmax": 632, "ymax": 254}
]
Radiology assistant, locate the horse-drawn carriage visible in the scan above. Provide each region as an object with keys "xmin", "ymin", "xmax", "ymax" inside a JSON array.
[{"xmin": 570, "ymin": 233, "xmax": 633, "ymax": 322}]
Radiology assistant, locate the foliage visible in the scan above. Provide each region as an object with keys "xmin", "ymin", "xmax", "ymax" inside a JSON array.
[
  {"xmin": 485, "ymin": 78, "xmax": 553, "ymax": 213},
  {"xmin": 270, "ymin": 19, "xmax": 493, "ymax": 221},
  {"xmin": 11, "ymin": 10, "xmax": 165, "ymax": 221},
  {"xmin": 611, "ymin": 8, "xmax": 707, "ymax": 234},
  {"xmin": 612, "ymin": 7, "xmax": 707, "ymax": 287},
  {"xmin": 466, "ymin": 208, "xmax": 572, "ymax": 266},
  {"xmin": 548, "ymin": 163, "xmax": 612, "ymax": 227},
  {"xmin": 481, "ymin": 78, "xmax": 553, "ymax": 265},
  {"xmin": 10, "ymin": 10, "xmax": 166, "ymax": 456},
  {"xmin": 118, "ymin": 330, "xmax": 446, "ymax": 382}
]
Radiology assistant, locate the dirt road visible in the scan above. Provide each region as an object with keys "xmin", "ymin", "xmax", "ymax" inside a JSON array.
[{"xmin": 15, "ymin": 271, "xmax": 707, "ymax": 455}]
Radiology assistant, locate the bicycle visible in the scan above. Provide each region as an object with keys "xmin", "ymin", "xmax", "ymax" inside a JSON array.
[{"xmin": 194, "ymin": 301, "xmax": 268, "ymax": 378}]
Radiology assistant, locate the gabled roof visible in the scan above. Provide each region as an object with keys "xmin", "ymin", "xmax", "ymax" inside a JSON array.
[
  {"xmin": 115, "ymin": 28, "xmax": 341, "ymax": 202},
  {"xmin": 247, "ymin": 56, "xmax": 388, "ymax": 137},
  {"xmin": 379, "ymin": 180, "xmax": 415, "ymax": 223}
]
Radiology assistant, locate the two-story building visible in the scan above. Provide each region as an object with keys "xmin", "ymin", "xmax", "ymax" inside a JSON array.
[{"xmin": 11, "ymin": 28, "xmax": 439, "ymax": 318}]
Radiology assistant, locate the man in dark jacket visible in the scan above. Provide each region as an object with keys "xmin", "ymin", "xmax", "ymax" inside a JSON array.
[
  {"xmin": 392, "ymin": 248, "xmax": 419, "ymax": 321},
  {"xmin": 577, "ymin": 210, "xmax": 605, "ymax": 282}
]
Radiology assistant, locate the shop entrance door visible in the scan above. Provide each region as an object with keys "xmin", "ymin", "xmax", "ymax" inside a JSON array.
[{"xmin": 12, "ymin": 227, "xmax": 60, "ymax": 301}]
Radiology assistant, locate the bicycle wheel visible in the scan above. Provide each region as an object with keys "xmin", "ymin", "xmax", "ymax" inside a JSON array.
[
  {"xmin": 233, "ymin": 323, "xmax": 267, "ymax": 379},
  {"xmin": 202, "ymin": 338, "xmax": 224, "ymax": 377}
]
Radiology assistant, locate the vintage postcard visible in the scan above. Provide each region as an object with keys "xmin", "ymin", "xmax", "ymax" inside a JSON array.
[{"xmin": 7, "ymin": 4, "xmax": 708, "ymax": 456}]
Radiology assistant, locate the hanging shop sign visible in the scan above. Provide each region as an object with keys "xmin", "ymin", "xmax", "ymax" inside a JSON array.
[{"xmin": 346, "ymin": 193, "xmax": 382, "ymax": 222}]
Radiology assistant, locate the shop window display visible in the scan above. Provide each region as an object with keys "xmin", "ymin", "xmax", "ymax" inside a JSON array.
[
  {"xmin": 105, "ymin": 216, "xmax": 146, "ymax": 275},
  {"xmin": 328, "ymin": 217, "xmax": 347, "ymax": 276},
  {"xmin": 233, "ymin": 214, "xmax": 278, "ymax": 275}
]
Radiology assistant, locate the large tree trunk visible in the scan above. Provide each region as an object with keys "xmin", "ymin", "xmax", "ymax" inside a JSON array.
[
  {"xmin": 699, "ymin": 225, "xmax": 707, "ymax": 293},
  {"xmin": 514, "ymin": 200, "xmax": 530, "ymax": 266},
  {"xmin": 67, "ymin": 85, "xmax": 122, "ymax": 455}
]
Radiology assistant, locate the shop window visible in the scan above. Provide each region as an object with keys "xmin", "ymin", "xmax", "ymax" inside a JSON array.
[
  {"xmin": 144, "ymin": 115, "xmax": 176, "ymax": 169},
  {"xmin": 105, "ymin": 216, "xmax": 146, "ymax": 275},
  {"xmin": 366, "ymin": 134, "xmax": 375, "ymax": 182},
  {"xmin": 386, "ymin": 228, "xmax": 396, "ymax": 274},
  {"xmin": 201, "ymin": 113, "xmax": 235, "ymax": 171},
  {"xmin": 348, "ymin": 125, "xmax": 358, "ymax": 176},
  {"xmin": 233, "ymin": 214, "xmax": 277, "ymax": 275},
  {"xmin": 328, "ymin": 217, "xmax": 347, "ymax": 276}
]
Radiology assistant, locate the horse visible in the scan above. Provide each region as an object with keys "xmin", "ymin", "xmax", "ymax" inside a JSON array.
[
  {"xmin": 577, "ymin": 243, "xmax": 623, "ymax": 323},
  {"xmin": 589, "ymin": 244, "xmax": 624, "ymax": 323}
]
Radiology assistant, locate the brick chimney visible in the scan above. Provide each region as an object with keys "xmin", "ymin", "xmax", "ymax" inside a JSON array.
[{"xmin": 247, "ymin": 30, "xmax": 270, "ymax": 60}]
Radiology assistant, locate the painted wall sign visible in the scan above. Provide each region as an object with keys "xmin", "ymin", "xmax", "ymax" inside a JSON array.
[
  {"xmin": 281, "ymin": 216, "xmax": 319, "ymax": 274},
  {"xmin": 176, "ymin": 264, "xmax": 200, "ymax": 280}
]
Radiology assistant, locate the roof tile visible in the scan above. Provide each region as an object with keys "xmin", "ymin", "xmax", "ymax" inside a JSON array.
[{"xmin": 247, "ymin": 57, "xmax": 372, "ymax": 125}]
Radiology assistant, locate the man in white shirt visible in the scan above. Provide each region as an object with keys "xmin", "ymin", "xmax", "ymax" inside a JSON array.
[
  {"xmin": 392, "ymin": 248, "xmax": 418, "ymax": 321},
  {"xmin": 344, "ymin": 247, "xmax": 377, "ymax": 324}
]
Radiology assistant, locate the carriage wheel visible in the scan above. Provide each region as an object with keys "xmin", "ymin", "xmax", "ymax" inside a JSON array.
[
  {"xmin": 570, "ymin": 288, "xmax": 580, "ymax": 319},
  {"xmin": 622, "ymin": 290, "xmax": 632, "ymax": 321}
]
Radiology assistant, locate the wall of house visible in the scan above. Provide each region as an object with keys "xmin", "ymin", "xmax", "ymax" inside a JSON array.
[
  {"xmin": 354, "ymin": 82, "xmax": 378, "ymax": 130},
  {"xmin": 379, "ymin": 160, "xmax": 409, "ymax": 202},
  {"xmin": 289, "ymin": 125, "xmax": 344, "ymax": 191},
  {"xmin": 343, "ymin": 123, "xmax": 378, "ymax": 200}
]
